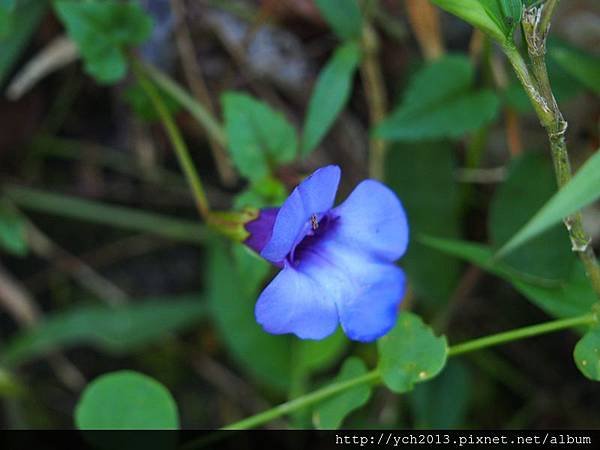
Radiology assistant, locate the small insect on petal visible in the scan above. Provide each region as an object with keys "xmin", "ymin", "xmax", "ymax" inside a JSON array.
[{"xmin": 310, "ymin": 213, "xmax": 319, "ymax": 231}]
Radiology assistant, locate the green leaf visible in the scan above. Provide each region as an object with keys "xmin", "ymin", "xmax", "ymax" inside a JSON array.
[
  {"xmin": 0, "ymin": 201, "xmax": 27, "ymax": 256},
  {"xmin": 490, "ymin": 152, "xmax": 574, "ymax": 281},
  {"xmin": 0, "ymin": 1, "xmax": 15, "ymax": 37},
  {"xmin": 499, "ymin": 149, "xmax": 600, "ymax": 257},
  {"xmin": 294, "ymin": 329, "xmax": 347, "ymax": 376},
  {"xmin": 0, "ymin": 296, "xmax": 207, "ymax": 367},
  {"xmin": 222, "ymin": 92, "xmax": 298, "ymax": 181},
  {"xmin": 301, "ymin": 42, "xmax": 361, "ymax": 156},
  {"xmin": 378, "ymin": 312, "xmax": 448, "ymax": 393},
  {"xmin": 385, "ymin": 142, "xmax": 461, "ymax": 305},
  {"xmin": 511, "ymin": 264, "xmax": 597, "ymax": 321},
  {"xmin": 430, "ymin": 0, "xmax": 514, "ymax": 43},
  {"xmin": 420, "ymin": 236, "xmax": 597, "ymax": 319},
  {"xmin": 314, "ymin": 0, "xmax": 363, "ymax": 41},
  {"xmin": 206, "ymin": 240, "xmax": 292, "ymax": 392},
  {"xmin": 75, "ymin": 371, "xmax": 179, "ymax": 429},
  {"xmin": 409, "ymin": 360, "xmax": 470, "ymax": 429},
  {"xmin": 375, "ymin": 55, "xmax": 500, "ymax": 141},
  {"xmin": 550, "ymin": 42, "xmax": 600, "ymax": 96},
  {"xmin": 0, "ymin": 0, "xmax": 47, "ymax": 85},
  {"xmin": 574, "ymin": 327, "xmax": 600, "ymax": 381},
  {"xmin": 233, "ymin": 176, "xmax": 288, "ymax": 210},
  {"xmin": 54, "ymin": 0, "xmax": 153, "ymax": 83},
  {"xmin": 313, "ymin": 357, "xmax": 372, "ymax": 429}
]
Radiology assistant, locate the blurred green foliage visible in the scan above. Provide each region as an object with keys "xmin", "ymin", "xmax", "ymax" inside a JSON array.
[
  {"xmin": 0, "ymin": 0, "xmax": 599, "ymax": 432},
  {"xmin": 375, "ymin": 55, "xmax": 500, "ymax": 141},
  {"xmin": 54, "ymin": 0, "xmax": 152, "ymax": 83}
]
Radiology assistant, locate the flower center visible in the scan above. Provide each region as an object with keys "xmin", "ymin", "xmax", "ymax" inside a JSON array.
[{"xmin": 289, "ymin": 213, "xmax": 338, "ymax": 266}]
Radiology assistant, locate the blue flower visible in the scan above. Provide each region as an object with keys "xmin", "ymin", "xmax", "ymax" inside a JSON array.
[{"xmin": 245, "ymin": 165, "xmax": 409, "ymax": 342}]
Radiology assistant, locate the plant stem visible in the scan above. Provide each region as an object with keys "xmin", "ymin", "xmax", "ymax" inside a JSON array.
[
  {"xmin": 448, "ymin": 313, "xmax": 595, "ymax": 357},
  {"xmin": 361, "ymin": 23, "xmax": 388, "ymax": 181},
  {"xmin": 221, "ymin": 370, "xmax": 380, "ymax": 430},
  {"xmin": 140, "ymin": 60, "xmax": 227, "ymax": 148},
  {"xmin": 221, "ymin": 313, "xmax": 595, "ymax": 429},
  {"xmin": 4, "ymin": 185, "xmax": 205, "ymax": 244},
  {"xmin": 502, "ymin": 5, "xmax": 600, "ymax": 299},
  {"xmin": 132, "ymin": 59, "xmax": 211, "ymax": 219},
  {"xmin": 170, "ymin": 0, "xmax": 235, "ymax": 186}
]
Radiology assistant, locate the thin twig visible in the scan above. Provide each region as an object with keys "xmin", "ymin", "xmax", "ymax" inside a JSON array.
[
  {"xmin": 0, "ymin": 263, "xmax": 86, "ymax": 391},
  {"xmin": 361, "ymin": 24, "xmax": 388, "ymax": 180},
  {"xmin": 404, "ymin": 0, "xmax": 444, "ymax": 60},
  {"xmin": 25, "ymin": 220, "xmax": 129, "ymax": 306},
  {"xmin": 132, "ymin": 58, "xmax": 212, "ymax": 219},
  {"xmin": 170, "ymin": 0, "xmax": 236, "ymax": 186},
  {"xmin": 6, "ymin": 35, "xmax": 79, "ymax": 100}
]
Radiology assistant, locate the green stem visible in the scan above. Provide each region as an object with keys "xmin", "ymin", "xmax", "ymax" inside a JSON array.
[
  {"xmin": 222, "ymin": 313, "xmax": 596, "ymax": 429},
  {"xmin": 361, "ymin": 22, "xmax": 388, "ymax": 181},
  {"xmin": 140, "ymin": 61, "xmax": 227, "ymax": 148},
  {"xmin": 448, "ymin": 314, "xmax": 595, "ymax": 356},
  {"xmin": 132, "ymin": 59, "xmax": 211, "ymax": 219},
  {"xmin": 4, "ymin": 185, "xmax": 205, "ymax": 244},
  {"xmin": 221, "ymin": 371, "xmax": 380, "ymax": 430},
  {"xmin": 503, "ymin": 10, "xmax": 600, "ymax": 299}
]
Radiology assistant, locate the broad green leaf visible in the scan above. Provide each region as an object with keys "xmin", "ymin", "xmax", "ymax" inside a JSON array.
[
  {"xmin": 0, "ymin": 0, "xmax": 15, "ymax": 36},
  {"xmin": 375, "ymin": 55, "xmax": 500, "ymax": 141},
  {"xmin": 54, "ymin": 0, "xmax": 153, "ymax": 83},
  {"xmin": 206, "ymin": 240, "xmax": 291, "ymax": 392},
  {"xmin": 386, "ymin": 142, "xmax": 461, "ymax": 305},
  {"xmin": 0, "ymin": 0, "xmax": 47, "ymax": 85},
  {"xmin": 301, "ymin": 42, "xmax": 361, "ymax": 156},
  {"xmin": 294, "ymin": 329, "xmax": 347, "ymax": 376},
  {"xmin": 233, "ymin": 176, "xmax": 287, "ymax": 210},
  {"xmin": 550, "ymin": 42, "xmax": 600, "ymax": 96},
  {"xmin": 222, "ymin": 92, "xmax": 297, "ymax": 181},
  {"xmin": 490, "ymin": 152, "xmax": 574, "ymax": 281},
  {"xmin": 409, "ymin": 360, "xmax": 470, "ymax": 429},
  {"xmin": 314, "ymin": 0, "xmax": 362, "ymax": 41},
  {"xmin": 430, "ymin": 0, "xmax": 514, "ymax": 44},
  {"xmin": 396, "ymin": 55, "xmax": 473, "ymax": 111},
  {"xmin": 378, "ymin": 312, "xmax": 448, "ymax": 393},
  {"xmin": 574, "ymin": 327, "xmax": 600, "ymax": 381},
  {"xmin": 420, "ymin": 236, "xmax": 597, "ymax": 319},
  {"xmin": 500, "ymin": 149, "xmax": 600, "ymax": 257},
  {"xmin": 0, "ymin": 201, "xmax": 27, "ymax": 256},
  {"xmin": 75, "ymin": 371, "xmax": 179, "ymax": 429},
  {"xmin": 0, "ymin": 296, "xmax": 206, "ymax": 367},
  {"xmin": 313, "ymin": 357, "xmax": 372, "ymax": 429},
  {"xmin": 512, "ymin": 264, "xmax": 598, "ymax": 320}
]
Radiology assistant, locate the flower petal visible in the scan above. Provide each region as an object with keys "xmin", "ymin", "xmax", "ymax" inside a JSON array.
[
  {"xmin": 297, "ymin": 241, "xmax": 406, "ymax": 342},
  {"xmin": 331, "ymin": 179, "xmax": 409, "ymax": 262},
  {"xmin": 261, "ymin": 165, "xmax": 341, "ymax": 263},
  {"xmin": 336, "ymin": 262, "xmax": 406, "ymax": 342},
  {"xmin": 255, "ymin": 264, "xmax": 339, "ymax": 340}
]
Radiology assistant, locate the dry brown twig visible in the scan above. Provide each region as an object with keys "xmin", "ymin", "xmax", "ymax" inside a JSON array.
[
  {"xmin": 0, "ymin": 263, "xmax": 86, "ymax": 391},
  {"xmin": 171, "ymin": 0, "xmax": 237, "ymax": 186}
]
